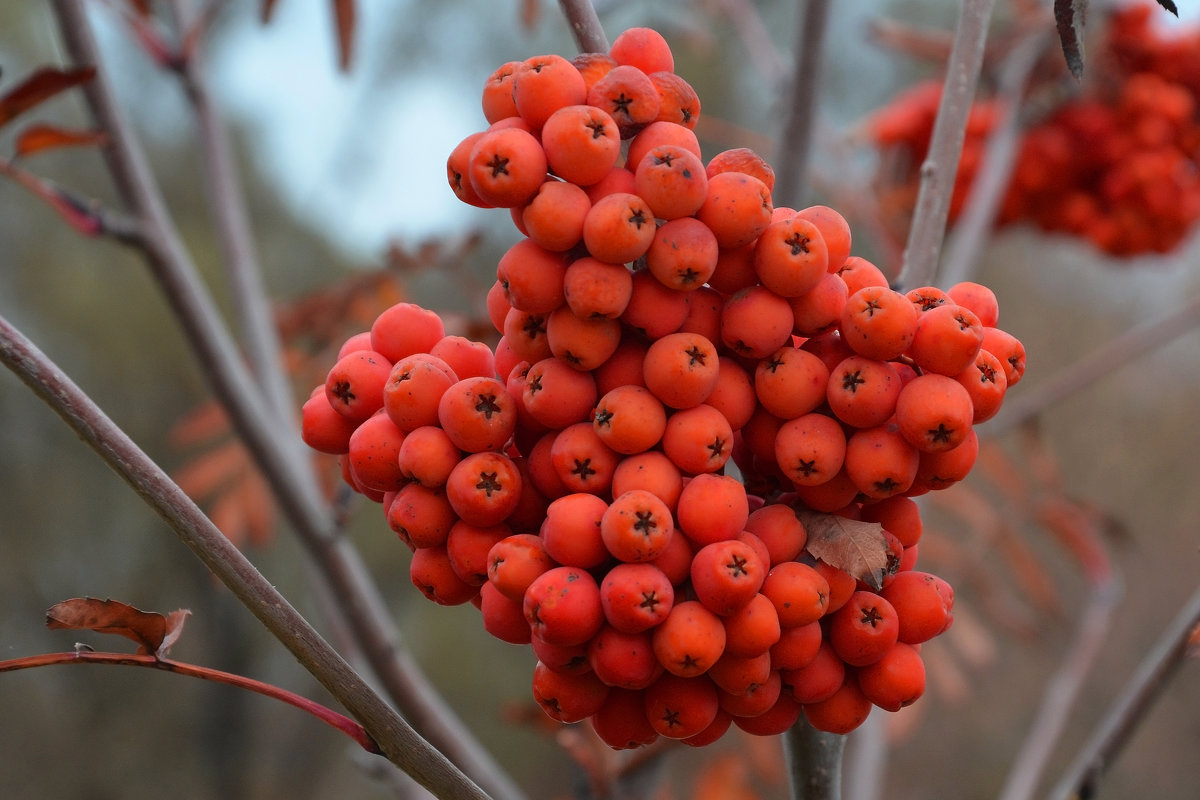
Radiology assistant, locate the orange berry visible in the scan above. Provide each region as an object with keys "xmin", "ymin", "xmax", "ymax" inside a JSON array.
[
  {"xmin": 586, "ymin": 64, "xmax": 661, "ymax": 138},
  {"xmin": 793, "ymin": 205, "xmax": 852, "ymax": 272},
  {"xmin": 582, "ymin": 192, "xmax": 657, "ymax": 264},
  {"xmin": 754, "ymin": 345, "xmax": 830, "ymax": 420},
  {"xmin": 661, "ymin": 404, "xmax": 733, "ymax": 474},
  {"xmin": 540, "ymin": 104, "xmax": 622, "ymax": 187},
  {"xmin": 705, "ymin": 147, "xmax": 776, "ymax": 194},
  {"xmin": 839, "ymin": 286, "xmax": 920, "ymax": 361},
  {"xmin": 908, "ymin": 303, "xmax": 984, "ymax": 376},
  {"xmin": 562, "ymin": 256, "xmax": 633, "ymax": 319},
  {"xmin": 774, "ymin": 412, "xmax": 847, "ymax": 487},
  {"xmin": 894, "ymin": 373, "xmax": 974, "ymax": 453},
  {"xmin": 592, "ymin": 384, "xmax": 668, "ymax": 455},
  {"xmin": 520, "ymin": 179, "xmax": 591, "ymax": 252},
  {"xmin": 481, "ymin": 60, "xmax": 521, "ymax": 124},
  {"xmin": 513, "ymin": 53, "xmax": 588, "ymax": 129},
  {"xmin": 609, "ymin": 27, "xmax": 675, "ymax": 74},
  {"xmin": 642, "ymin": 331, "xmax": 720, "ymax": 409},
  {"xmin": 546, "ymin": 306, "xmax": 622, "ymax": 371},
  {"xmin": 645, "ymin": 216, "xmax": 719, "ymax": 291},
  {"xmin": 720, "ymin": 285, "xmax": 794, "ymax": 359},
  {"xmin": 496, "ymin": 237, "xmax": 568, "ymax": 314},
  {"xmin": 468, "ymin": 126, "xmax": 548, "ymax": 208},
  {"xmin": 649, "ymin": 71, "xmax": 701, "ymax": 128},
  {"xmin": 626, "ymin": 120, "xmax": 703, "ymax": 172},
  {"xmin": 633, "ymin": 144, "xmax": 709, "ymax": 220},
  {"xmin": 696, "ymin": 171, "xmax": 773, "ymax": 249},
  {"xmin": 753, "ymin": 217, "xmax": 829, "ymax": 298}
]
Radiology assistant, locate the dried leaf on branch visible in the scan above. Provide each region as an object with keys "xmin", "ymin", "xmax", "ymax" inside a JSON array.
[{"xmin": 46, "ymin": 598, "xmax": 191, "ymax": 658}]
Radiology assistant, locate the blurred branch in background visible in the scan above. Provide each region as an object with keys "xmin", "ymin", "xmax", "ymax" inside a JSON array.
[{"xmin": 898, "ymin": 0, "xmax": 995, "ymax": 290}]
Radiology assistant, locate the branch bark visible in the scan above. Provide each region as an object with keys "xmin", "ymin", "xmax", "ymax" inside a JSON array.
[
  {"xmin": 1048, "ymin": 583, "xmax": 1200, "ymax": 800},
  {"xmin": 896, "ymin": 0, "xmax": 997, "ymax": 290},
  {"xmin": 558, "ymin": 0, "xmax": 608, "ymax": 53},
  {"xmin": 772, "ymin": 0, "xmax": 832, "ymax": 209},
  {"xmin": 785, "ymin": 718, "xmax": 846, "ymax": 800}
]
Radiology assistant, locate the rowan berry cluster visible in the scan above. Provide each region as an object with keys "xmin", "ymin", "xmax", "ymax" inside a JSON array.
[
  {"xmin": 300, "ymin": 26, "xmax": 1024, "ymax": 747},
  {"xmin": 869, "ymin": 1, "xmax": 1200, "ymax": 257}
]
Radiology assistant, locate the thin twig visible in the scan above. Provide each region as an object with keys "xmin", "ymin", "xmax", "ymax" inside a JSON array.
[
  {"xmin": 938, "ymin": 26, "xmax": 1052, "ymax": 288},
  {"xmin": 987, "ymin": 292, "xmax": 1200, "ymax": 436},
  {"xmin": 0, "ymin": 650, "xmax": 380, "ymax": 754},
  {"xmin": 0, "ymin": 313, "xmax": 489, "ymax": 800},
  {"xmin": 558, "ymin": 0, "xmax": 608, "ymax": 53},
  {"xmin": 997, "ymin": 544, "xmax": 1120, "ymax": 800},
  {"xmin": 896, "ymin": 0, "xmax": 997, "ymax": 290},
  {"xmin": 785, "ymin": 717, "xmax": 847, "ymax": 800},
  {"xmin": 168, "ymin": 0, "xmax": 296, "ymax": 426},
  {"xmin": 1048, "ymin": 583, "xmax": 1200, "ymax": 800},
  {"xmin": 772, "ymin": 0, "xmax": 831, "ymax": 210}
]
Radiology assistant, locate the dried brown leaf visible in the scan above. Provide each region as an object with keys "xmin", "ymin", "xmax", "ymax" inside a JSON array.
[
  {"xmin": 332, "ymin": 0, "xmax": 355, "ymax": 71},
  {"xmin": 46, "ymin": 598, "xmax": 190, "ymax": 657},
  {"xmin": 797, "ymin": 510, "xmax": 889, "ymax": 590},
  {"xmin": 0, "ymin": 67, "xmax": 96, "ymax": 128},
  {"xmin": 13, "ymin": 124, "xmax": 107, "ymax": 158},
  {"xmin": 170, "ymin": 438, "xmax": 245, "ymax": 499}
]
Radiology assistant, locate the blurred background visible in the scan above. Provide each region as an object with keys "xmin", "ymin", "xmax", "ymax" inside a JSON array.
[{"xmin": 1, "ymin": 1, "xmax": 1198, "ymax": 798}]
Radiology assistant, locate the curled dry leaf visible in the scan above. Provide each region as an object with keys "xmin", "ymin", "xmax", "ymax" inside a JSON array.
[
  {"xmin": 796, "ymin": 510, "xmax": 890, "ymax": 590},
  {"xmin": 13, "ymin": 124, "xmax": 107, "ymax": 158},
  {"xmin": 46, "ymin": 598, "xmax": 191, "ymax": 658},
  {"xmin": 0, "ymin": 67, "xmax": 97, "ymax": 128}
]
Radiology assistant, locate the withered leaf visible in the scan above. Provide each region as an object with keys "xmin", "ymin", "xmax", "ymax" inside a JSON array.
[
  {"xmin": 1054, "ymin": 0, "xmax": 1088, "ymax": 79},
  {"xmin": 14, "ymin": 124, "xmax": 107, "ymax": 158},
  {"xmin": 332, "ymin": 0, "xmax": 356, "ymax": 72},
  {"xmin": 796, "ymin": 510, "xmax": 890, "ymax": 590},
  {"xmin": 46, "ymin": 598, "xmax": 191, "ymax": 658},
  {"xmin": 0, "ymin": 67, "xmax": 97, "ymax": 129}
]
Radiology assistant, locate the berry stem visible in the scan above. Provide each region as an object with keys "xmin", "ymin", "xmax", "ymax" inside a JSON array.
[
  {"xmin": 558, "ymin": 0, "xmax": 609, "ymax": 53},
  {"xmin": 0, "ymin": 312, "xmax": 493, "ymax": 800},
  {"xmin": 1048, "ymin": 583, "xmax": 1200, "ymax": 800},
  {"xmin": 896, "ymin": 0, "xmax": 996, "ymax": 291},
  {"xmin": 784, "ymin": 717, "xmax": 846, "ymax": 800},
  {"xmin": 0, "ymin": 650, "xmax": 381, "ymax": 755},
  {"xmin": 772, "ymin": 0, "xmax": 832, "ymax": 209}
]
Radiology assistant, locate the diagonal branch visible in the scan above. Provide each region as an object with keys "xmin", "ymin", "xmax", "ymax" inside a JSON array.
[{"xmin": 0, "ymin": 312, "xmax": 488, "ymax": 800}]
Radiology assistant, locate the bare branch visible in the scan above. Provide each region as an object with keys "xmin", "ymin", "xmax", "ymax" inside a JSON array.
[
  {"xmin": 773, "ymin": 0, "xmax": 832, "ymax": 210},
  {"xmin": 938, "ymin": 26, "xmax": 1053, "ymax": 288},
  {"xmin": 896, "ymin": 0, "xmax": 997, "ymax": 290},
  {"xmin": 785, "ymin": 718, "xmax": 846, "ymax": 800},
  {"xmin": 168, "ymin": 0, "xmax": 296, "ymax": 426},
  {"xmin": 1049, "ymin": 583, "xmax": 1200, "ymax": 799},
  {"xmin": 987, "ymin": 292, "xmax": 1200, "ymax": 436},
  {"xmin": 558, "ymin": 0, "xmax": 608, "ymax": 53}
]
